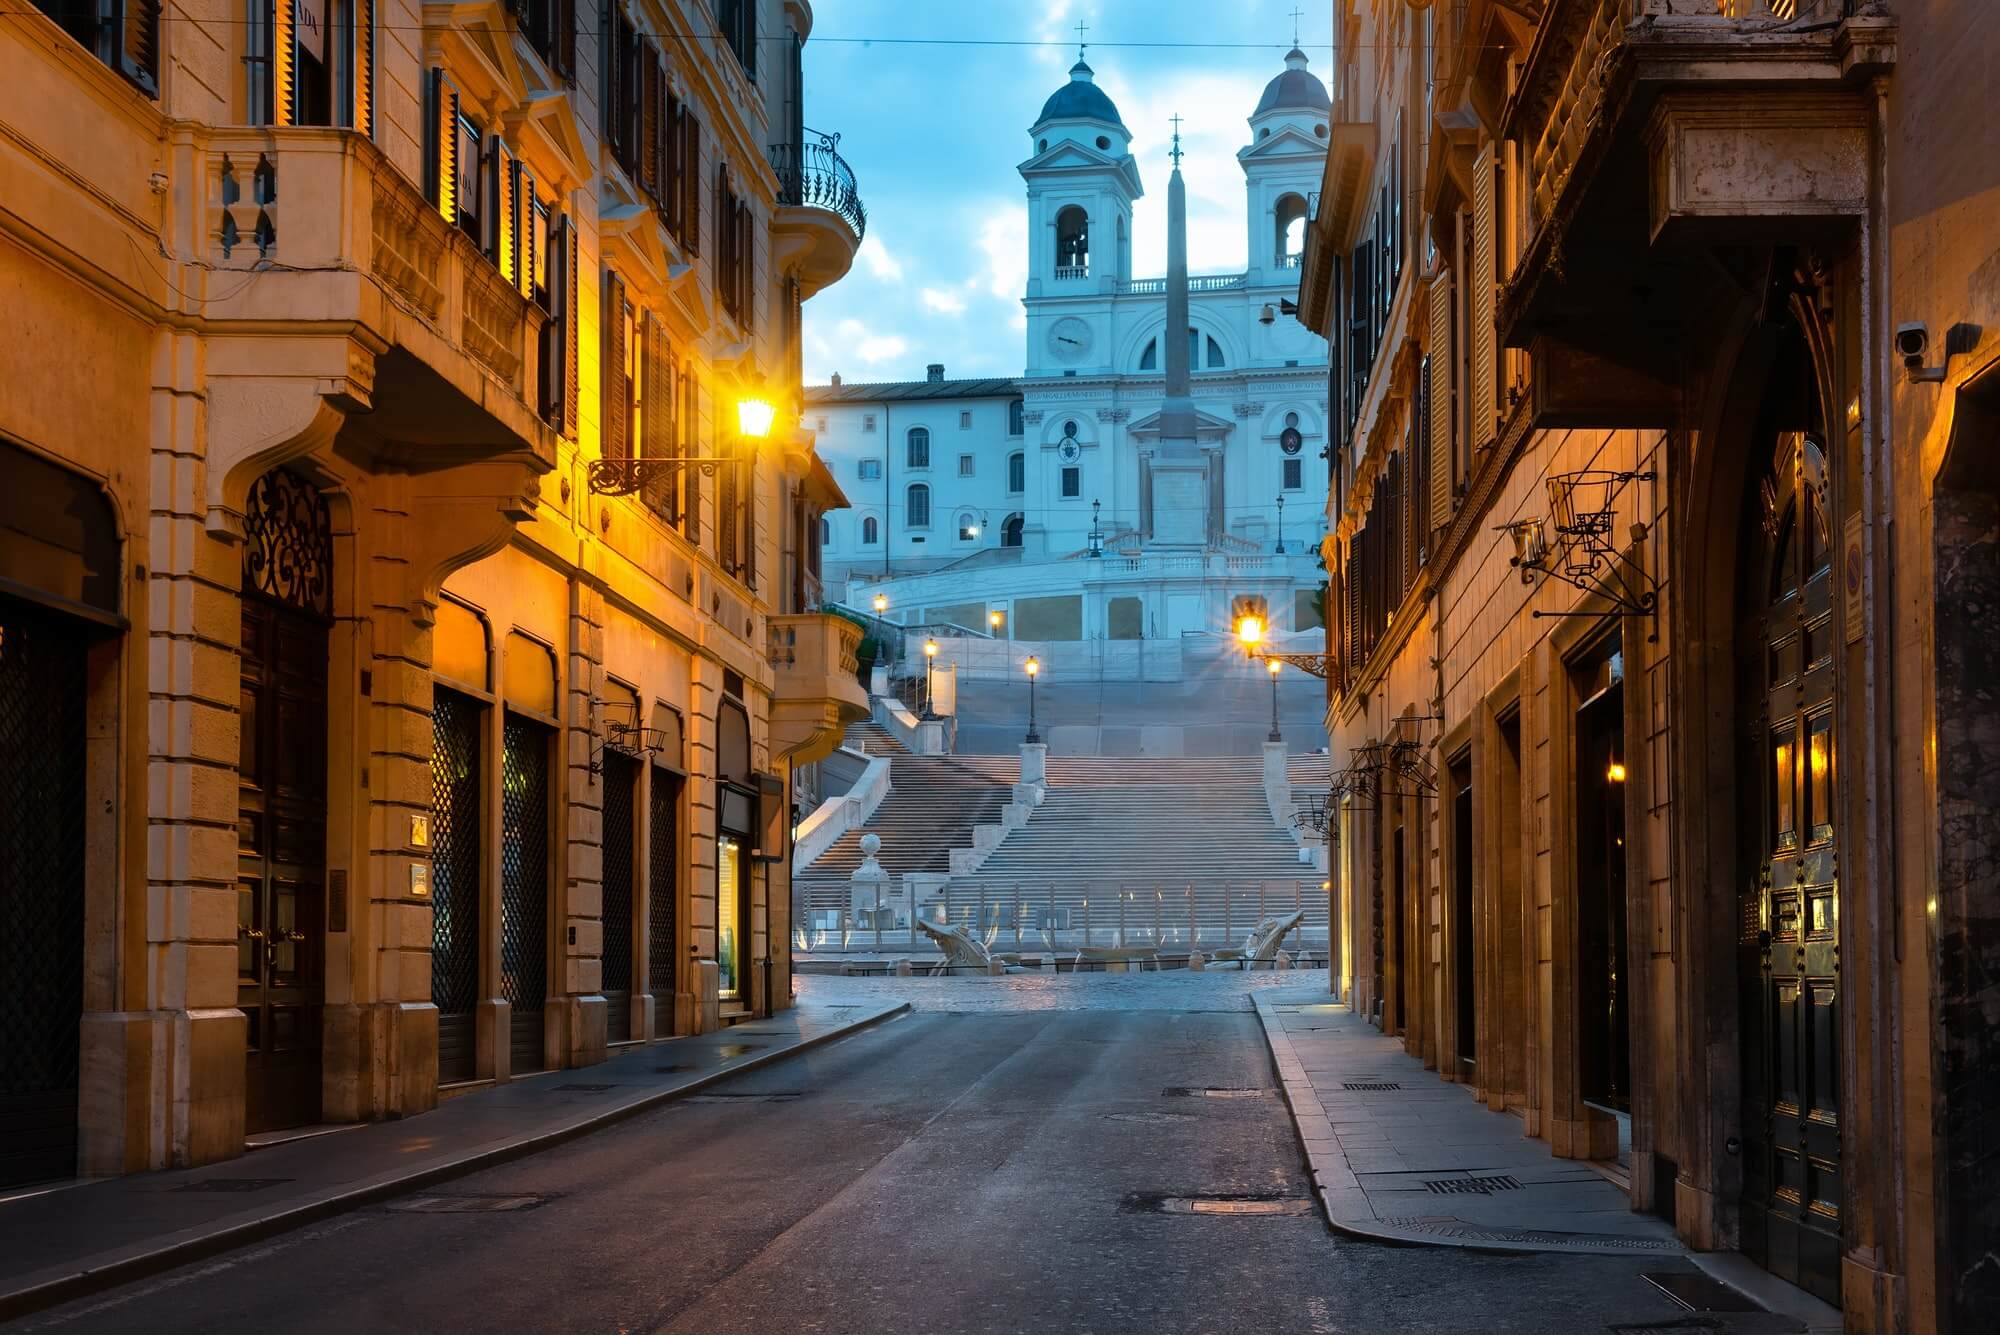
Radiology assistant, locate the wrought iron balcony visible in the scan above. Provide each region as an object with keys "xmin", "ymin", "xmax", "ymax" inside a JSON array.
[{"xmin": 768, "ymin": 127, "xmax": 867, "ymax": 243}]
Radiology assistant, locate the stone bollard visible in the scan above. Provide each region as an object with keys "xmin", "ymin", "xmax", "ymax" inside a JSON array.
[
  {"xmin": 987, "ymin": 958, "xmax": 1006, "ymax": 976},
  {"xmin": 894, "ymin": 959, "xmax": 913, "ymax": 977},
  {"xmin": 1275, "ymin": 949, "xmax": 1293, "ymax": 971},
  {"xmin": 1188, "ymin": 951, "xmax": 1206, "ymax": 972}
]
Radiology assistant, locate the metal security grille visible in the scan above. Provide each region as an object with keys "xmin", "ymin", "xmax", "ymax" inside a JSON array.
[
  {"xmin": 240, "ymin": 467, "xmax": 332, "ymax": 616},
  {"xmin": 648, "ymin": 768, "xmax": 678, "ymax": 1000},
  {"xmin": 599, "ymin": 750, "xmax": 636, "ymax": 1043},
  {"xmin": 501, "ymin": 715, "xmax": 550, "ymax": 1072},
  {"xmin": 430, "ymin": 687, "xmax": 482, "ymax": 1082},
  {"xmin": 0, "ymin": 600, "xmax": 88, "ymax": 1189}
]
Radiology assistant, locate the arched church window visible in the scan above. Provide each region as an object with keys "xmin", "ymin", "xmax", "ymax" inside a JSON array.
[
  {"xmin": 1002, "ymin": 513, "xmax": 1024, "ymax": 547},
  {"xmin": 906, "ymin": 426, "xmax": 930, "ymax": 469},
  {"xmin": 1055, "ymin": 206, "xmax": 1089, "ymax": 278},
  {"xmin": 907, "ymin": 483, "xmax": 931, "ymax": 528},
  {"xmin": 1275, "ymin": 193, "xmax": 1309, "ymax": 268},
  {"xmin": 1207, "ymin": 336, "xmax": 1226, "ymax": 368},
  {"xmin": 1008, "ymin": 397, "xmax": 1024, "ymax": 435},
  {"xmin": 957, "ymin": 513, "xmax": 980, "ymax": 541},
  {"xmin": 1139, "ymin": 340, "xmax": 1157, "ymax": 371},
  {"xmin": 862, "ymin": 515, "xmax": 879, "ymax": 545},
  {"xmin": 819, "ymin": 516, "xmax": 832, "ymax": 546},
  {"xmin": 1008, "ymin": 451, "xmax": 1025, "ymax": 493},
  {"xmin": 1188, "ymin": 326, "xmax": 1201, "ymax": 366}
]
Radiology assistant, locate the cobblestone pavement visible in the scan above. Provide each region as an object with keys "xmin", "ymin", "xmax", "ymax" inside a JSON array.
[{"xmin": 795, "ymin": 967, "xmax": 1331, "ymax": 1012}]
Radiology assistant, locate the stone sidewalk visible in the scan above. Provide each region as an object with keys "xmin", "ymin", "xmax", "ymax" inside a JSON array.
[
  {"xmin": 0, "ymin": 1001, "xmax": 907, "ymax": 1320},
  {"xmin": 1253, "ymin": 986, "xmax": 1683, "ymax": 1256}
]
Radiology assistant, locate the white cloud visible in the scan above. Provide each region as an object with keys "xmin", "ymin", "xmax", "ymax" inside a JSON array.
[
  {"xmin": 858, "ymin": 235, "xmax": 904, "ymax": 282},
  {"xmin": 857, "ymin": 334, "xmax": 908, "ymax": 364},
  {"xmin": 976, "ymin": 209, "xmax": 1028, "ymax": 301},
  {"xmin": 920, "ymin": 287, "xmax": 967, "ymax": 315}
]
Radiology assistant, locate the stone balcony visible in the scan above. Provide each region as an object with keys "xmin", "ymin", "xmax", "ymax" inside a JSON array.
[
  {"xmin": 767, "ymin": 127, "xmax": 866, "ymax": 299},
  {"xmin": 767, "ymin": 613, "xmax": 870, "ymax": 765},
  {"xmin": 174, "ymin": 124, "xmax": 560, "ymax": 472},
  {"xmin": 1497, "ymin": 0, "xmax": 1894, "ymax": 425}
]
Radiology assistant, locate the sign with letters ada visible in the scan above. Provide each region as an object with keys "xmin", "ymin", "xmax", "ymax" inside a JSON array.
[{"xmin": 295, "ymin": 0, "xmax": 327, "ymax": 62}]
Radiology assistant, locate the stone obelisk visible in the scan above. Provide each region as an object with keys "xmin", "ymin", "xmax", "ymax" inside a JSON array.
[{"xmin": 1147, "ymin": 121, "xmax": 1210, "ymax": 547}]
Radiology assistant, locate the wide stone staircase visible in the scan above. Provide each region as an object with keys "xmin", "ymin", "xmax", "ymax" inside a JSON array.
[{"xmin": 843, "ymin": 719, "xmax": 909, "ymax": 757}]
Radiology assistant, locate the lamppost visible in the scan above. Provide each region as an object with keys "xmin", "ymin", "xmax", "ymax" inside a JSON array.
[
  {"xmin": 1024, "ymin": 655, "xmax": 1041, "ymax": 743},
  {"xmin": 1274, "ymin": 494, "xmax": 1287, "ymax": 554},
  {"xmin": 989, "ymin": 609, "xmax": 1005, "ymax": 639},
  {"xmin": 1088, "ymin": 499, "xmax": 1103, "ymax": 559},
  {"xmin": 922, "ymin": 638, "xmax": 939, "ymax": 719},
  {"xmin": 1266, "ymin": 657, "xmax": 1283, "ymax": 742}
]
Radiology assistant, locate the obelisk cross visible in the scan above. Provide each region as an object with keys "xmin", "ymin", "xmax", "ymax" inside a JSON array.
[
  {"xmin": 1289, "ymin": 7, "xmax": 1304, "ymax": 45},
  {"xmin": 1169, "ymin": 114, "xmax": 1184, "ymax": 167}
]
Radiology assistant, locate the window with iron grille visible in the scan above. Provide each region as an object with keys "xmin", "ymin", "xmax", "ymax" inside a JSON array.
[
  {"xmin": 958, "ymin": 454, "xmax": 975, "ymax": 478},
  {"xmin": 1061, "ymin": 467, "xmax": 1081, "ymax": 498},
  {"xmin": 1008, "ymin": 398, "xmax": 1024, "ymax": 436},
  {"xmin": 906, "ymin": 427, "xmax": 930, "ymax": 469},
  {"xmin": 906, "ymin": 483, "xmax": 931, "ymax": 528},
  {"xmin": 1283, "ymin": 459, "xmax": 1303, "ymax": 491},
  {"xmin": 1007, "ymin": 452, "xmax": 1024, "ymax": 493}
]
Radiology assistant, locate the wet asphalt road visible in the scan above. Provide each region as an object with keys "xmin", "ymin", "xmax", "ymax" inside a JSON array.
[{"xmin": 14, "ymin": 997, "xmax": 1799, "ymax": 1335}]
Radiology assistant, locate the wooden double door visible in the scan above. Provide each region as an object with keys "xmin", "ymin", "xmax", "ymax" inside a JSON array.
[{"xmin": 1739, "ymin": 431, "xmax": 1843, "ymax": 1305}]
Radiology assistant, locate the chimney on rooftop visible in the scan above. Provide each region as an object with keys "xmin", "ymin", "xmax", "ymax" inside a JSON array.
[
  {"xmin": 926, "ymin": 363, "xmax": 945, "ymax": 383},
  {"xmin": 830, "ymin": 372, "xmax": 842, "ymax": 386}
]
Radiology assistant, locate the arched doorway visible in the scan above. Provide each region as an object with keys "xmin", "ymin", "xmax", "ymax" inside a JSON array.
[
  {"xmin": 1001, "ymin": 513, "xmax": 1024, "ymax": 547},
  {"xmin": 1732, "ymin": 322, "xmax": 1843, "ymax": 1304}
]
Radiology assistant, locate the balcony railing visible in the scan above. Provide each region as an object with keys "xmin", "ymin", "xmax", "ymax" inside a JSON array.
[
  {"xmin": 1115, "ymin": 274, "xmax": 1248, "ymax": 296},
  {"xmin": 1055, "ymin": 265, "xmax": 1089, "ymax": 280},
  {"xmin": 768, "ymin": 126, "xmax": 866, "ymax": 242}
]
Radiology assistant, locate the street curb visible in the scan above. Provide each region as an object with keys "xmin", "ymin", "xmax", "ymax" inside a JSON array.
[
  {"xmin": 1250, "ymin": 992, "xmax": 1684, "ymax": 1258},
  {"xmin": 0, "ymin": 1002, "xmax": 911, "ymax": 1322}
]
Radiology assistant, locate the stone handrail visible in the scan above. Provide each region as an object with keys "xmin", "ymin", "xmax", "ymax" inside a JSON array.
[{"xmin": 792, "ymin": 752, "xmax": 891, "ymax": 872}]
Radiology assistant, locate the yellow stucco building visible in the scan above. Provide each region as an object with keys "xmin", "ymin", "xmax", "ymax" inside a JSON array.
[{"xmin": 0, "ymin": 0, "xmax": 866, "ymax": 1183}]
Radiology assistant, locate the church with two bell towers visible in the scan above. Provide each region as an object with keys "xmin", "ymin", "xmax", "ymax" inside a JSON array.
[{"xmin": 808, "ymin": 45, "xmax": 1332, "ymax": 656}]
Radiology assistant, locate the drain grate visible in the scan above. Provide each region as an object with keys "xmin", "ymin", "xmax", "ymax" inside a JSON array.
[
  {"xmin": 1380, "ymin": 1216, "xmax": 1685, "ymax": 1252},
  {"xmin": 1103, "ymin": 1111, "xmax": 1196, "ymax": 1125},
  {"xmin": 1423, "ymin": 1174, "xmax": 1522, "ymax": 1195},
  {"xmin": 1125, "ymin": 1193, "xmax": 1312, "ymax": 1217},
  {"xmin": 553, "ymin": 1083, "xmax": 617, "ymax": 1092},
  {"xmin": 1341, "ymin": 1081, "xmax": 1401, "ymax": 1092},
  {"xmin": 1161, "ymin": 1087, "xmax": 1270, "ymax": 1099},
  {"xmin": 173, "ymin": 1178, "xmax": 291, "ymax": 1193},
  {"xmin": 387, "ymin": 1193, "xmax": 553, "ymax": 1214}
]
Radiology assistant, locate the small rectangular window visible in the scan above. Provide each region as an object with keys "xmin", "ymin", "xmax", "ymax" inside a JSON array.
[
  {"xmin": 815, "ymin": 417, "xmax": 828, "ymax": 433},
  {"xmin": 863, "ymin": 414, "xmax": 876, "ymax": 432},
  {"xmin": 857, "ymin": 458, "xmax": 882, "ymax": 481},
  {"xmin": 958, "ymin": 454, "xmax": 975, "ymax": 477},
  {"xmin": 960, "ymin": 410, "xmax": 972, "ymax": 429},
  {"xmin": 1061, "ymin": 467, "xmax": 1081, "ymax": 498},
  {"xmin": 1283, "ymin": 459, "xmax": 1303, "ymax": 490}
]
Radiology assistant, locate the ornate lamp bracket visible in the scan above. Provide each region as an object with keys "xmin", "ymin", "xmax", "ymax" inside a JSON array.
[
  {"xmin": 587, "ymin": 456, "xmax": 730, "ymax": 496},
  {"xmin": 1495, "ymin": 468, "xmax": 1661, "ymax": 637},
  {"xmin": 588, "ymin": 698, "xmax": 670, "ymax": 774}
]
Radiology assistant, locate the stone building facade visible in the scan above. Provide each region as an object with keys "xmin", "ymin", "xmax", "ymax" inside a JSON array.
[
  {"xmin": 0, "ymin": 0, "xmax": 865, "ymax": 1186},
  {"xmin": 1301, "ymin": 1, "xmax": 1995, "ymax": 1330}
]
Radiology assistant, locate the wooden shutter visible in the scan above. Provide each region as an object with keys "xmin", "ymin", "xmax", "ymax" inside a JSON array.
[
  {"xmin": 743, "ymin": 450, "xmax": 757, "ymax": 587},
  {"xmin": 117, "ymin": 0, "xmax": 161, "ymax": 95},
  {"xmin": 350, "ymin": 0, "xmax": 374, "ymax": 135},
  {"xmin": 272, "ymin": 0, "xmax": 298, "ymax": 125},
  {"xmin": 539, "ymin": 213, "xmax": 569, "ymax": 426},
  {"xmin": 603, "ymin": 0, "xmax": 622, "ymax": 153},
  {"xmin": 426, "ymin": 70, "xmax": 460, "ymax": 225},
  {"xmin": 554, "ymin": 0, "xmax": 576, "ymax": 81},
  {"xmin": 565, "ymin": 219, "xmax": 580, "ymax": 432},
  {"xmin": 1428, "ymin": 270, "xmax": 1453, "ymax": 532},
  {"xmin": 742, "ymin": 0, "xmax": 757, "ymax": 81},
  {"xmin": 665, "ymin": 96, "xmax": 684, "ymax": 237},
  {"xmin": 651, "ymin": 53, "xmax": 670, "ymax": 210},
  {"xmin": 513, "ymin": 161, "xmax": 537, "ymax": 298},
  {"xmin": 737, "ymin": 199, "xmax": 753, "ymax": 334},
  {"xmin": 682, "ymin": 112, "xmax": 701, "ymax": 254},
  {"xmin": 683, "ymin": 372, "xmax": 702, "ymax": 544},
  {"xmin": 485, "ymin": 137, "xmax": 509, "ymax": 269},
  {"xmin": 602, "ymin": 270, "xmax": 628, "ymax": 461},
  {"xmin": 1471, "ymin": 142, "xmax": 1497, "ymax": 448},
  {"xmin": 639, "ymin": 39, "xmax": 661, "ymax": 198}
]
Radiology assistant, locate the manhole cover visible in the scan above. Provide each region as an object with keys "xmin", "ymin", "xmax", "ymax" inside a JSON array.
[
  {"xmin": 684, "ymin": 1092, "xmax": 801, "ymax": 1103},
  {"xmin": 553, "ymin": 1083, "xmax": 617, "ymax": 1092},
  {"xmin": 716, "ymin": 1044, "xmax": 763, "ymax": 1059},
  {"xmin": 1424, "ymin": 1175, "xmax": 1521, "ymax": 1195},
  {"xmin": 1103, "ymin": 1111, "xmax": 1196, "ymax": 1125},
  {"xmin": 387, "ymin": 1194, "xmax": 553, "ymax": 1214},
  {"xmin": 1161, "ymin": 1087, "xmax": 1269, "ymax": 1099},
  {"xmin": 1342, "ymin": 1081, "xmax": 1401, "ymax": 1091},
  {"xmin": 1641, "ymin": 1271, "xmax": 1762, "ymax": 1313},
  {"xmin": 173, "ymin": 1178, "xmax": 291, "ymax": 1193},
  {"xmin": 1126, "ymin": 1193, "xmax": 1312, "ymax": 1216}
]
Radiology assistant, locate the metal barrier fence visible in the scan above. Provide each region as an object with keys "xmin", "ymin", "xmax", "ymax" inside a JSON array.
[{"xmin": 793, "ymin": 878, "xmax": 1328, "ymax": 956}]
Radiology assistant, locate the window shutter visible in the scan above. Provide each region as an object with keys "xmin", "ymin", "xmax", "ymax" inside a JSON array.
[
  {"xmin": 742, "ymin": 0, "xmax": 757, "ymax": 81},
  {"xmin": 351, "ymin": 0, "xmax": 374, "ymax": 136},
  {"xmin": 425, "ymin": 70, "xmax": 460, "ymax": 225},
  {"xmin": 684, "ymin": 373, "xmax": 702, "ymax": 545},
  {"xmin": 538, "ymin": 213, "xmax": 569, "ymax": 425},
  {"xmin": 652, "ymin": 53, "xmax": 670, "ymax": 210},
  {"xmin": 665, "ymin": 97, "xmax": 684, "ymax": 237},
  {"xmin": 565, "ymin": 219, "xmax": 580, "ymax": 433},
  {"xmin": 1428, "ymin": 269, "xmax": 1453, "ymax": 533},
  {"xmin": 719, "ymin": 424, "xmax": 739, "ymax": 574},
  {"xmin": 713, "ymin": 162, "xmax": 726, "ymax": 295},
  {"xmin": 744, "ymin": 449, "xmax": 758, "ymax": 588},
  {"xmin": 602, "ymin": 270, "xmax": 628, "ymax": 461},
  {"xmin": 639, "ymin": 40, "xmax": 661, "ymax": 198},
  {"xmin": 682, "ymin": 112, "xmax": 701, "ymax": 254},
  {"xmin": 484, "ymin": 137, "xmax": 508, "ymax": 268},
  {"xmin": 514, "ymin": 162, "xmax": 537, "ymax": 299},
  {"xmin": 273, "ymin": 0, "xmax": 298, "ymax": 126},
  {"xmin": 117, "ymin": 0, "xmax": 161, "ymax": 96},
  {"xmin": 555, "ymin": 0, "xmax": 576, "ymax": 81},
  {"xmin": 603, "ymin": 0, "xmax": 622, "ymax": 153},
  {"xmin": 1471, "ymin": 142, "xmax": 1497, "ymax": 448},
  {"xmin": 737, "ymin": 199, "xmax": 753, "ymax": 334}
]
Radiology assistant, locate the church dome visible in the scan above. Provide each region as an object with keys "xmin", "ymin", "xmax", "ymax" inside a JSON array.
[
  {"xmin": 1035, "ymin": 59, "xmax": 1128, "ymax": 131},
  {"xmin": 1253, "ymin": 48, "xmax": 1330, "ymax": 118}
]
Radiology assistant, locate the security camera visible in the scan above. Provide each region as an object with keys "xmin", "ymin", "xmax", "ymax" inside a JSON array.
[{"xmin": 1895, "ymin": 322, "xmax": 1928, "ymax": 367}]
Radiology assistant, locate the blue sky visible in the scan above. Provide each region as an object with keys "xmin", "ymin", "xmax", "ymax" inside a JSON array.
[{"xmin": 798, "ymin": 1, "xmax": 1330, "ymax": 386}]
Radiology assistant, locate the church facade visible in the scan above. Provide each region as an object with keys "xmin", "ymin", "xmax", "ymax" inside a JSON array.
[{"xmin": 808, "ymin": 52, "xmax": 1333, "ymax": 651}]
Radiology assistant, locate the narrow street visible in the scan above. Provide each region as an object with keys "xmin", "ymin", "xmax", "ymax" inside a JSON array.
[{"xmin": 17, "ymin": 982, "xmax": 1798, "ymax": 1335}]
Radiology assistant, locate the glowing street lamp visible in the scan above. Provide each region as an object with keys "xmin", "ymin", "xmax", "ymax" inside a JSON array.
[
  {"xmin": 1267, "ymin": 657, "xmax": 1283, "ymax": 743},
  {"xmin": 736, "ymin": 394, "xmax": 777, "ymax": 440},
  {"xmin": 922, "ymin": 637, "xmax": 939, "ymax": 719},
  {"xmin": 1237, "ymin": 614, "xmax": 1265, "ymax": 648},
  {"xmin": 1024, "ymin": 655, "xmax": 1041, "ymax": 743}
]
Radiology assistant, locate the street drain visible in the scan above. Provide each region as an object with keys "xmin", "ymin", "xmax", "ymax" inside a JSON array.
[
  {"xmin": 1423, "ymin": 1174, "xmax": 1522, "ymax": 1195},
  {"xmin": 1342, "ymin": 1081, "xmax": 1401, "ymax": 1091},
  {"xmin": 1103, "ymin": 1111, "xmax": 1196, "ymax": 1125},
  {"xmin": 1126, "ymin": 1193, "xmax": 1312, "ymax": 1216},
  {"xmin": 1161, "ymin": 1087, "xmax": 1270, "ymax": 1099},
  {"xmin": 387, "ymin": 1193, "xmax": 553, "ymax": 1214},
  {"xmin": 553, "ymin": 1083, "xmax": 617, "ymax": 1092},
  {"xmin": 716, "ymin": 1044, "xmax": 763, "ymax": 1059},
  {"xmin": 173, "ymin": 1178, "xmax": 291, "ymax": 1193}
]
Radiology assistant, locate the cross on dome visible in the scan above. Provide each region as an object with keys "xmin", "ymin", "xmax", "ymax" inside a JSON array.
[{"xmin": 1169, "ymin": 114, "xmax": 1184, "ymax": 167}]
